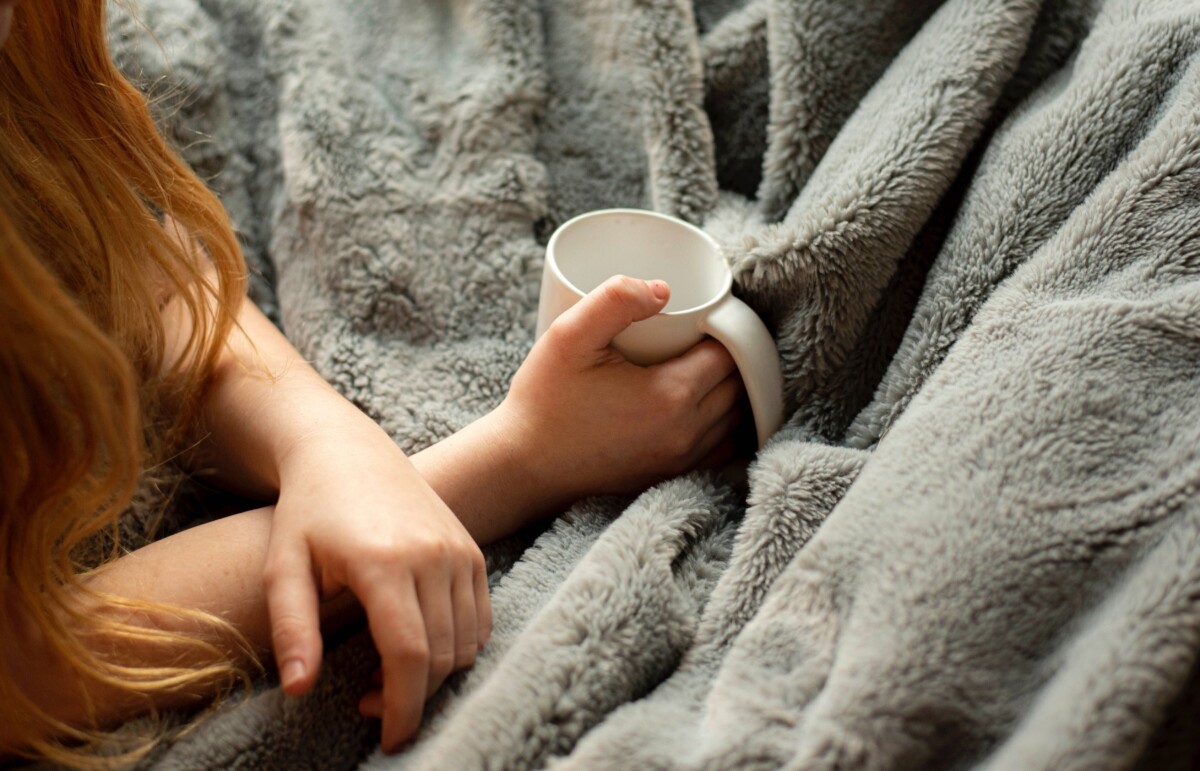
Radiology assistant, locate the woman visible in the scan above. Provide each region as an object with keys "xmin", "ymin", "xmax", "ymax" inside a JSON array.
[{"xmin": 0, "ymin": 0, "xmax": 744, "ymax": 765}]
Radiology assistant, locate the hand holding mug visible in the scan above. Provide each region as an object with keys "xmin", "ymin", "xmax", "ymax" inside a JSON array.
[
  {"xmin": 496, "ymin": 274, "xmax": 746, "ymax": 505},
  {"xmin": 536, "ymin": 209, "xmax": 784, "ymax": 448}
]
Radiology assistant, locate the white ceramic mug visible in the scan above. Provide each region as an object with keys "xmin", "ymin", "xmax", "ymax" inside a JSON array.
[{"xmin": 535, "ymin": 209, "xmax": 783, "ymax": 448}]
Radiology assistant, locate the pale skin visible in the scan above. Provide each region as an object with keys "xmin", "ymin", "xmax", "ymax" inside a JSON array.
[
  {"xmin": 193, "ymin": 272, "xmax": 742, "ymax": 752},
  {"xmin": 3, "ymin": 273, "xmax": 742, "ymax": 755},
  {"xmin": 0, "ymin": 1, "xmax": 743, "ymax": 757}
]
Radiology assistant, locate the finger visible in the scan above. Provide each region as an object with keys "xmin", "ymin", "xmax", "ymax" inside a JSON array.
[
  {"xmin": 697, "ymin": 372, "xmax": 745, "ymax": 424},
  {"xmin": 548, "ymin": 275, "xmax": 669, "ymax": 355},
  {"xmin": 696, "ymin": 437, "xmax": 737, "ymax": 470},
  {"xmin": 659, "ymin": 338, "xmax": 737, "ymax": 398},
  {"xmin": 415, "ymin": 569, "xmax": 457, "ymax": 698},
  {"xmin": 263, "ymin": 544, "xmax": 323, "ymax": 696},
  {"xmin": 474, "ymin": 554, "xmax": 492, "ymax": 649},
  {"xmin": 359, "ymin": 689, "xmax": 384, "ymax": 719},
  {"xmin": 358, "ymin": 577, "xmax": 428, "ymax": 752},
  {"xmin": 450, "ymin": 562, "xmax": 479, "ymax": 673},
  {"xmin": 687, "ymin": 407, "xmax": 743, "ymax": 468}
]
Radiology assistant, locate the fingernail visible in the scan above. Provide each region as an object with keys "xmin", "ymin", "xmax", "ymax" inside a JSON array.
[
  {"xmin": 281, "ymin": 658, "xmax": 306, "ymax": 689},
  {"xmin": 649, "ymin": 280, "xmax": 669, "ymax": 300}
]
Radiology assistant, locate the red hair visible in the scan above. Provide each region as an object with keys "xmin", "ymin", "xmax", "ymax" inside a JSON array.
[{"xmin": 0, "ymin": 1, "xmax": 253, "ymax": 764}]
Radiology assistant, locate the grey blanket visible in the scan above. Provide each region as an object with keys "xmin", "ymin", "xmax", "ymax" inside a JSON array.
[{"xmin": 96, "ymin": 0, "xmax": 1200, "ymax": 768}]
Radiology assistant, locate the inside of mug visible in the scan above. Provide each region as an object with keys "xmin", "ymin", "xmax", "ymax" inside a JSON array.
[{"xmin": 551, "ymin": 212, "xmax": 729, "ymax": 313}]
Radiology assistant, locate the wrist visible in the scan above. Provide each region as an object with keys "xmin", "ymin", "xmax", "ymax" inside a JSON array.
[
  {"xmin": 280, "ymin": 424, "xmax": 407, "ymax": 478},
  {"xmin": 477, "ymin": 403, "xmax": 564, "ymax": 512},
  {"xmin": 272, "ymin": 390, "xmax": 410, "ymax": 490},
  {"xmin": 408, "ymin": 403, "xmax": 570, "ymax": 543}
]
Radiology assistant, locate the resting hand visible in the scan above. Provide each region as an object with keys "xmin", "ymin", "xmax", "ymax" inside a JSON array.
[
  {"xmin": 264, "ymin": 420, "xmax": 490, "ymax": 753},
  {"xmin": 495, "ymin": 275, "xmax": 744, "ymax": 504}
]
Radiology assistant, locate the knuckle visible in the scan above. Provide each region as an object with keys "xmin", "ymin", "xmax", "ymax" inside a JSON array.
[
  {"xmin": 406, "ymin": 533, "xmax": 440, "ymax": 554},
  {"xmin": 458, "ymin": 537, "xmax": 483, "ymax": 560},
  {"xmin": 270, "ymin": 615, "xmax": 309, "ymax": 649},
  {"xmin": 542, "ymin": 319, "xmax": 576, "ymax": 351},
  {"xmin": 386, "ymin": 636, "xmax": 429, "ymax": 665},
  {"xmin": 370, "ymin": 535, "xmax": 448, "ymax": 568},
  {"xmin": 447, "ymin": 544, "xmax": 480, "ymax": 574},
  {"xmin": 658, "ymin": 378, "xmax": 693, "ymax": 412},
  {"xmin": 614, "ymin": 274, "xmax": 642, "ymax": 295},
  {"xmin": 429, "ymin": 649, "xmax": 456, "ymax": 679},
  {"xmin": 667, "ymin": 431, "xmax": 696, "ymax": 460},
  {"xmin": 359, "ymin": 536, "xmax": 479, "ymax": 580},
  {"xmin": 424, "ymin": 538, "xmax": 456, "ymax": 565},
  {"xmin": 358, "ymin": 539, "xmax": 403, "ymax": 568},
  {"xmin": 601, "ymin": 273, "xmax": 630, "ymax": 291},
  {"xmin": 455, "ymin": 643, "xmax": 478, "ymax": 668},
  {"xmin": 601, "ymin": 276, "xmax": 639, "ymax": 307}
]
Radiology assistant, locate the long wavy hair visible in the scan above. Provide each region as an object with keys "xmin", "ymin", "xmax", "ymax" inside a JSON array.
[{"xmin": 0, "ymin": 1, "xmax": 252, "ymax": 765}]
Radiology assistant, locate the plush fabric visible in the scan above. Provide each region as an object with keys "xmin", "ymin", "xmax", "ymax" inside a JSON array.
[{"xmin": 86, "ymin": 0, "xmax": 1200, "ymax": 767}]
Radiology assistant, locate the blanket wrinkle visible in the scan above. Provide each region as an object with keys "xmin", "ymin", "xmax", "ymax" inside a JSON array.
[
  {"xmin": 755, "ymin": 0, "xmax": 943, "ymax": 224},
  {"xmin": 70, "ymin": 0, "xmax": 1200, "ymax": 768},
  {"xmin": 555, "ymin": 444, "xmax": 867, "ymax": 770},
  {"xmin": 701, "ymin": 0, "xmax": 770, "ymax": 199},
  {"xmin": 386, "ymin": 477, "xmax": 740, "ymax": 771},
  {"xmin": 630, "ymin": 0, "xmax": 718, "ymax": 223},
  {"xmin": 728, "ymin": 0, "xmax": 1041, "ymax": 442},
  {"xmin": 847, "ymin": 1, "xmax": 1200, "ymax": 448},
  {"xmin": 981, "ymin": 499, "xmax": 1200, "ymax": 771}
]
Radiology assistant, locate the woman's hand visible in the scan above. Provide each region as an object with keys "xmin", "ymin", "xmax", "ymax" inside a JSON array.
[
  {"xmin": 87, "ymin": 224, "xmax": 741, "ymax": 757},
  {"xmin": 499, "ymin": 275, "xmax": 745, "ymax": 502},
  {"xmin": 173, "ymin": 286, "xmax": 491, "ymax": 754},
  {"xmin": 412, "ymin": 275, "xmax": 746, "ymax": 542},
  {"xmin": 264, "ymin": 414, "xmax": 490, "ymax": 753},
  {"xmin": 174, "ymin": 265, "xmax": 738, "ymax": 755}
]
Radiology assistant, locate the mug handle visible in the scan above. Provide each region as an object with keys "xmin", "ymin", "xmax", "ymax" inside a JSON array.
[{"xmin": 699, "ymin": 296, "xmax": 784, "ymax": 448}]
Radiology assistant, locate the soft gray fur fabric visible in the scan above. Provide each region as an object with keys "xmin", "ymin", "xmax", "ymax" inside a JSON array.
[{"xmin": 87, "ymin": 0, "xmax": 1200, "ymax": 768}]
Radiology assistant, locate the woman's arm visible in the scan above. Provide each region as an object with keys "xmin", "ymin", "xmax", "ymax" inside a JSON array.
[
  {"xmin": 189, "ymin": 275, "xmax": 738, "ymax": 747},
  {"xmin": 409, "ymin": 277, "xmax": 743, "ymax": 542},
  {"xmin": 0, "ymin": 507, "xmax": 361, "ymax": 754},
  {"xmin": 167, "ymin": 284, "xmax": 489, "ymax": 752},
  {"xmin": 1, "ymin": 274, "xmax": 741, "ymax": 757},
  {"xmin": 0, "ymin": 509, "xmax": 253, "ymax": 750}
]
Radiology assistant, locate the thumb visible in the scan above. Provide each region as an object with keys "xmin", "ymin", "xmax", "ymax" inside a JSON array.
[{"xmin": 549, "ymin": 275, "xmax": 670, "ymax": 355}]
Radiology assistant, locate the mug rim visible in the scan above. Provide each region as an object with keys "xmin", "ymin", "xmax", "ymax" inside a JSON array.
[{"xmin": 545, "ymin": 208, "xmax": 732, "ymax": 317}]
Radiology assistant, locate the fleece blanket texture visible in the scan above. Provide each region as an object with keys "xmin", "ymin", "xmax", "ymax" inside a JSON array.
[{"xmin": 84, "ymin": 0, "xmax": 1200, "ymax": 768}]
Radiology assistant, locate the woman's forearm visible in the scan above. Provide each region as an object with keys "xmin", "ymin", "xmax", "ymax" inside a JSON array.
[
  {"xmin": 180, "ymin": 293, "xmax": 377, "ymax": 501},
  {"xmin": 1, "ymin": 508, "xmax": 356, "ymax": 749},
  {"xmin": 85, "ymin": 507, "xmax": 279, "ymax": 653},
  {"xmin": 180, "ymin": 287, "xmax": 562, "ymax": 545},
  {"xmin": 0, "ymin": 411, "xmax": 548, "ymax": 750},
  {"xmin": 179, "ymin": 289, "xmax": 552, "ymax": 541},
  {"xmin": 409, "ymin": 410, "xmax": 572, "ymax": 544},
  {"xmin": 0, "ymin": 274, "xmax": 738, "ymax": 754},
  {"xmin": 2, "ymin": 404, "xmax": 569, "ymax": 751}
]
